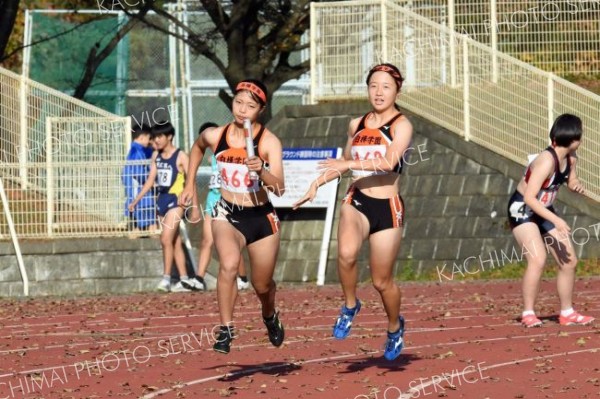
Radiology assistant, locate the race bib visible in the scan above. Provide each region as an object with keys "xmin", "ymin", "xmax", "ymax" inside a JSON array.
[
  {"xmin": 219, "ymin": 163, "xmax": 260, "ymax": 193},
  {"xmin": 351, "ymin": 144, "xmax": 389, "ymax": 177},
  {"xmin": 209, "ymin": 172, "xmax": 221, "ymax": 189},
  {"xmin": 509, "ymin": 201, "xmax": 530, "ymax": 221},
  {"xmin": 538, "ymin": 189, "xmax": 557, "ymax": 207},
  {"xmin": 157, "ymin": 169, "xmax": 173, "ymax": 188}
]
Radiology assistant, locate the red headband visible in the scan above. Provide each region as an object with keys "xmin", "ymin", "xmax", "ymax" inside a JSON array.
[
  {"xmin": 371, "ymin": 65, "xmax": 403, "ymax": 84},
  {"xmin": 236, "ymin": 82, "xmax": 267, "ymax": 104}
]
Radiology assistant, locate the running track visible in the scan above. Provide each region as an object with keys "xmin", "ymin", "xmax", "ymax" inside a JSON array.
[{"xmin": 1, "ymin": 279, "xmax": 599, "ymax": 398}]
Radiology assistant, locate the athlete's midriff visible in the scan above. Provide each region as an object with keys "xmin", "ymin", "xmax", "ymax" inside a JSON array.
[
  {"xmin": 352, "ymin": 173, "xmax": 401, "ymax": 199},
  {"xmin": 219, "ymin": 187, "xmax": 271, "ymax": 209}
]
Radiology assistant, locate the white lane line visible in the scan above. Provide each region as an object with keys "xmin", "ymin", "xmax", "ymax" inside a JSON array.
[
  {"xmin": 136, "ymin": 328, "xmax": 596, "ymax": 398},
  {"xmin": 398, "ymin": 346, "xmax": 600, "ymax": 399},
  {"xmin": 140, "ymin": 351, "xmax": 379, "ymax": 399}
]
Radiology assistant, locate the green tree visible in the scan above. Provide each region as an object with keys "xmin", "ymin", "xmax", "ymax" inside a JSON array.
[{"xmin": 128, "ymin": 0, "xmax": 311, "ymax": 120}]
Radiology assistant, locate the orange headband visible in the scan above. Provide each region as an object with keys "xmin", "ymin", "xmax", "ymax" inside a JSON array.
[
  {"xmin": 371, "ymin": 65, "xmax": 403, "ymax": 84},
  {"xmin": 236, "ymin": 82, "xmax": 267, "ymax": 104}
]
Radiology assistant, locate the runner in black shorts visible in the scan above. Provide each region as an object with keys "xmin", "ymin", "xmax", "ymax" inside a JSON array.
[
  {"xmin": 294, "ymin": 63, "xmax": 413, "ymax": 361},
  {"xmin": 507, "ymin": 113, "xmax": 594, "ymax": 328},
  {"xmin": 180, "ymin": 79, "xmax": 286, "ymax": 354}
]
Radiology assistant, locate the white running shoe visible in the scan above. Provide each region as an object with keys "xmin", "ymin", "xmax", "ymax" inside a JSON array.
[
  {"xmin": 182, "ymin": 277, "xmax": 205, "ymax": 291},
  {"xmin": 171, "ymin": 281, "xmax": 192, "ymax": 293},
  {"xmin": 237, "ymin": 277, "xmax": 250, "ymax": 290},
  {"xmin": 156, "ymin": 279, "xmax": 171, "ymax": 292}
]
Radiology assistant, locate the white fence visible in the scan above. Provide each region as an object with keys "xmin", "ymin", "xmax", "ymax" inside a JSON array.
[
  {"xmin": 310, "ymin": 0, "xmax": 600, "ymax": 202},
  {"xmin": 0, "ymin": 66, "xmax": 133, "ymax": 239}
]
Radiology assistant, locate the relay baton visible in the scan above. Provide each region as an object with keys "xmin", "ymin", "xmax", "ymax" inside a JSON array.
[{"xmin": 244, "ymin": 118, "xmax": 259, "ymax": 180}]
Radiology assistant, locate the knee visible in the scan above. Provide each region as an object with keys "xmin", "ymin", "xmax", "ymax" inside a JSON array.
[
  {"xmin": 527, "ymin": 254, "xmax": 547, "ymax": 269},
  {"xmin": 338, "ymin": 246, "xmax": 358, "ymax": 267},
  {"xmin": 560, "ymin": 258, "xmax": 578, "ymax": 271},
  {"xmin": 218, "ymin": 259, "xmax": 239, "ymax": 279},
  {"xmin": 160, "ymin": 234, "xmax": 173, "ymax": 248},
  {"xmin": 252, "ymin": 279, "xmax": 274, "ymax": 295},
  {"xmin": 372, "ymin": 276, "xmax": 395, "ymax": 293}
]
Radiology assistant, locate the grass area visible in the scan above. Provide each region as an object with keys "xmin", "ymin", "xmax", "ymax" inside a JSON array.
[{"xmin": 398, "ymin": 258, "xmax": 600, "ymax": 282}]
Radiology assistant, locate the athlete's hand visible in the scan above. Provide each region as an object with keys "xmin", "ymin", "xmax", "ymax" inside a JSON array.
[
  {"xmin": 186, "ymin": 205, "xmax": 201, "ymax": 224},
  {"xmin": 292, "ymin": 181, "xmax": 318, "ymax": 210},
  {"xmin": 128, "ymin": 201, "xmax": 137, "ymax": 213},
  {"xmin": 568, "ymin": 177, "xmax": 585, "ymax": 194},
  {"xmin": 553, "ymin": 217, "xmax": 571, "ymax": 238},
  {"xmin": 179, "ymin": 186, "xmax": 194, "ymax": 207},
  {"xmin": 245, "ymin": 156, "xmax": 264, "ymax": 174},
  {"xmin": 318, "ymin": 158, "xmax": 350, "ymax": 175}
]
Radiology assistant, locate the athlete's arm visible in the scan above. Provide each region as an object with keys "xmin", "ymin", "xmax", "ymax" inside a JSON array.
[
  {"xmin": 178, "ymin": 150, "xmax": 190, "ymax": 178},
  {"xmin": 128, "ymin": 152, "xmax": 158, "ymax": 212},
  {"xmin": 318, "ymin": 116, "xmax": 413, "ymax": 175},
  {"xmin": 292, "ymin": 119, "xmax": 357, "ymax": 209},
  {"xmin": 523, "ymin": 151, "xmax": 570, "ymax": 236},
  {"xmin": 254, "ymin": 132, "xmax": 285, "ymax": 197},
  {"xmin": 567, "ymin": 152, "xmax": 585, "ymax": 194},
  {"xmin": 179, "ymin": 127, "xmax": 216, "ymax": 206}
]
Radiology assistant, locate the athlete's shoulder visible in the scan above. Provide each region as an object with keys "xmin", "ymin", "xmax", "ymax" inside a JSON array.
[
  {"xmin": 348, "ymin": 116, "xmax": 363, "ymax": 137},
  {"xmin": 202, "ymin": 125, "xmax": 227, "ymax": 146},
  {"xmin": 529, "ymin": 150, "xmax": 555, "ymax": 175},
  {"xmin": 259, "ymin": 128, "xmax": 282, "ymax": 149}
]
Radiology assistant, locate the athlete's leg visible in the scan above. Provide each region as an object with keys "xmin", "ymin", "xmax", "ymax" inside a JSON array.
[
  {"xmin": 337, "ymin": 204, "xmax": 370, "ymax": 308},
  {"xmin": 247, "ymin": 232, "xmax": 280, "ymax": 318},
  {"xmin": 173, "ymin": 231, "xmax": 187, "ymax": 278},
  {"xmin": 196, "ymin": 213, "xmax": 214, "ymax": 278},
  {"xmin": 369, "ymin": 227, "xmax": 403, "ymax": 332},
  {"xmin": 212, "ymin": 220, "xmax": 245, "ymax": 325},
  {"xmin": 512, "ymin": 223, "xmax": 547, "ymax": 312},
  {"xmin": 544, "ymin": 229, "xmax": 577, "ymax": 311},
  {"xmin": 159, "ymin": 207, "xmax": 185, "ymax": 276}
]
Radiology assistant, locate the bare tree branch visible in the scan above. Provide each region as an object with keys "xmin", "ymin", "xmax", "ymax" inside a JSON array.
[
  {"xmin": 1, "ymin": 11, "xmax": 108, "ymax": 63},
  {"xmin": 0, "ymin": 0, "xmax": 20, "ymax": 59},
  {"xmin": 124, "ymin": 4, "xmax": 227, "ymax": 74},
  {"xmin": 199, "ymin": 0, "xmax": 229, "ymax": 38},
  {"xmin": 73, "ymin": 4, "xmax": 152, "ymax": 99},
  {"xmin": 256, "ymin": 0, "xmax": 310, "ymax": 72}
]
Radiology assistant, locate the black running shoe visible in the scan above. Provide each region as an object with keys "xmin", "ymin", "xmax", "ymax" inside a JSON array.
[
  {"xmin": 213, "ymin": 325, "xmax": 235, "ymax": 354},
  {"xmin": 263, "ymin": 311, "xmax": 285, "ymax": 347}
]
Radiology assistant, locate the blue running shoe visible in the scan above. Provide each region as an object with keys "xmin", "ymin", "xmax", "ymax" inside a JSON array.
[
  {"xmin": 383, "ymin": 315, "xmax": 405, "ymax": 361},
  {"xmin": 332, "ymin": 299, "xmax": 361, "ymax": 340}
]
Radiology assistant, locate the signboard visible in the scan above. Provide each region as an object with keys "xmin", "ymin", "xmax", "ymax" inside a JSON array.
[
  {"xmin": 270, "ymin": 147, "xmax": 342, "ymax": 286},
  {"xmin": 270, "ymin": 147, "xmax": 342, "ymax": 208}
]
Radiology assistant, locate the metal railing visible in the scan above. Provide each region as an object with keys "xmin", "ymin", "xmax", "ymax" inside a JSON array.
[
  {"xmin": 310, "ymin": 0, "xmax": 600, "ymax": 202},
  {"xmin": 397, "ymin": 0, "xmax": 600, "ymax": 76},
  {"xmin": 0, "ymin": 66, "xmax": 133, "ymax": 239}
]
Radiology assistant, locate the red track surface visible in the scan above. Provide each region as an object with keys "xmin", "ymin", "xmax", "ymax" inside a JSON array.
[{"xmin": 1, "ymin": 279, "xmax": 599, "ymax": 399}]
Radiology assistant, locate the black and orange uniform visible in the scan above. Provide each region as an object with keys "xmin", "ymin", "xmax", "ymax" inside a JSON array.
[
  {"xmin": 344, "ymin": 112, "xmax": 406, "ymax": 235},
  {"xmin": 212, "ymin": 124, "xmax": 280, "ymax": 244},
  {"xmin": 507, "ymin": 146, "xmax": 571, "ymax": 234},
  {"xmin": 155, "ymin": 149, "xmax": 185, "ymax": 216}
]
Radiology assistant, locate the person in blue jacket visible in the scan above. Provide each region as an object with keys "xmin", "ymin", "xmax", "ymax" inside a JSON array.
[{"xmin": 123, "ymin": 123, "xmax": 157, "ymax": 232}]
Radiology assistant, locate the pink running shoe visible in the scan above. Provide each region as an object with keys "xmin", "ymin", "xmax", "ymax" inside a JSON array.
[
  {"xmin": 521, "ymin": 314, "xmax": 542, "ymax": 328},
  {"xmin": 559, "ymin": 312, "xmax": 595, "ymax": 326}
]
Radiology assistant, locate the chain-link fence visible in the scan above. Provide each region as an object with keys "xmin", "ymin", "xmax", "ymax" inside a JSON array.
[{"xmin": 23, "ymin": 6, "xmax": 311, "ymax": 153}]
